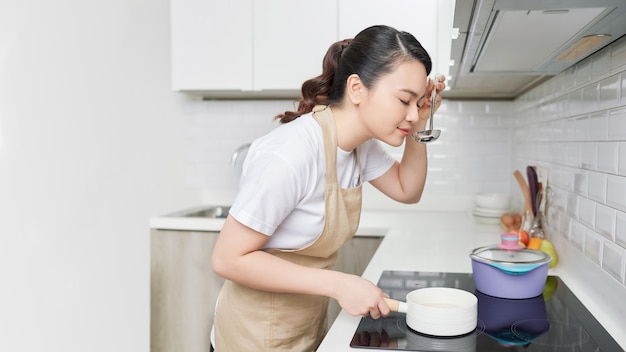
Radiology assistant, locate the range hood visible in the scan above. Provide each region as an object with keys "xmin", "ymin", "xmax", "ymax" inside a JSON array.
[{"xmin": 444, "ymin": 0, "xmax": 626, "ymax": 100}]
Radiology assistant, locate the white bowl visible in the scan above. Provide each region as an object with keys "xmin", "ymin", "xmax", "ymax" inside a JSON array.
[
  {"xmin": 405, "ymin": 287, "xmax": 477, "ymax": 336},
  {"xmin": 472, "ymin": 206, "xmax": 507, "ymax": 218},
  {"xmin": 474, "ymin": 193, "xmax": 510, "ymax": 210},
  {"xmin": 472, "ymin": 215, "xmax": 501, "ymax": 225}
]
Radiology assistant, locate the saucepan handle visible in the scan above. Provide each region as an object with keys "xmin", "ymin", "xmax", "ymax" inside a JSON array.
[
  {"xmin": 383, "ymin": 297, "xmax": 407, "ymax": 313},
  {"xmin": 489, "ymin": 262, "xmax": 541, "ymax": 275}
]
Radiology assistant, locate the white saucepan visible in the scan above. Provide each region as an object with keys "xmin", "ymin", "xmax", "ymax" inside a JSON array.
[{"xmin": 383, "ymin": 287, "xmax": 478, "ymax": 337}]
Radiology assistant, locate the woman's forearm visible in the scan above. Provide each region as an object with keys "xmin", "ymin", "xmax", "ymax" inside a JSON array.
[
  {"xmin": 212, "ymin": 217, "xmax": 344, "ymax": 297},
  {"xmin": 397, "ymin": 135, "xmax": 429, "ymax": 203}
]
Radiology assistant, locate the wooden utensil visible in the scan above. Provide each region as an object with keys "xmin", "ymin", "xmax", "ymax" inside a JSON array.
[{"xmin": 514, "ymin": 170, "xmax": 533, "ymax": 215}]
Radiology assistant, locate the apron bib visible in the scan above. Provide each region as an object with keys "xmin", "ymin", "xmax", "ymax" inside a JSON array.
[{"xmin": 214, "ymin": 105, "xmax": 362, "ymax": 351}]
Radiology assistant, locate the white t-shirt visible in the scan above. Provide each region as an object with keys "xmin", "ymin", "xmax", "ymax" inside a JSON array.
[{"xmin": 229, "ymin": 112, "xmax": 395, "ymax": 250}]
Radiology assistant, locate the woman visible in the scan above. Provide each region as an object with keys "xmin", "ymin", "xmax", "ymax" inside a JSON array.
[{"xmin": 211, "ymin": 25, "xmax": 445, "ymax": 351}]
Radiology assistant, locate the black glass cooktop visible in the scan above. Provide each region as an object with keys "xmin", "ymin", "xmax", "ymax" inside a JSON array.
[{"xmin": 350, "ymin": 271, "xmax": 623, "ymax": 351}]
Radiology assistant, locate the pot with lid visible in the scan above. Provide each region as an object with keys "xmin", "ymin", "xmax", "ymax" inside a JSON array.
[{"xmin": 470, "ymin": 234, "xmax": 551, "ymax": 299}]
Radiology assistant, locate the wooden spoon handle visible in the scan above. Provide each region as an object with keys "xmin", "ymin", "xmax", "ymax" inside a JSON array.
[{"xmin": 514, "ymin": 170, "xmax": 533, "ymax": 215}]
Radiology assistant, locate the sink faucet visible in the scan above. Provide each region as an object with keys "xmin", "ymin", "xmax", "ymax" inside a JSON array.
[{"xmin": 231, "ymin": 143, "xmax": 251, "ymax": 167}]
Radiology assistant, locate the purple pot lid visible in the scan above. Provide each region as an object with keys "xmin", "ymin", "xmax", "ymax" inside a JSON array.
[{"xmin": 470, "ymin": 245, "xmax": 551, "ymax": 265}]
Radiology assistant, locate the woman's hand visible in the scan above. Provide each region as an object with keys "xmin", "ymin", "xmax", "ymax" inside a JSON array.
[
  {"xmin": 418, "ymin": 74, "xmax": 446, "ymax": 122},
  {"xmin": 332, "ymin": 273, "xmax": 390, "ymax": 319}
]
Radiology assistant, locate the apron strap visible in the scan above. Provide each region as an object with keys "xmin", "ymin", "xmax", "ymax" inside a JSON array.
[{"xmin": 313, "ymin": 105, "xmax": 362, "ymax": 187}]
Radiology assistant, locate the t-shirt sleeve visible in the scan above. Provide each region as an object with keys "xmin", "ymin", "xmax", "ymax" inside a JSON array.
[
  {"xmin": 360, "ymin": 139, "xmax": 396, "ymax": 182},
  {"xmin": 229, "ymin": 150, "xmax": 304, "ymax": 236}
]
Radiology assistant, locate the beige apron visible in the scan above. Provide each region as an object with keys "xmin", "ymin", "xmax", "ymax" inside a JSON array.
[{"xmin": 214, "ymin": 105, "xmax": 363, "ymax": 351}]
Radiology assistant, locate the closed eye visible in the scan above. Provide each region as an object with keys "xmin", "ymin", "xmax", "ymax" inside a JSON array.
[
  {"xmin": 417, "ymin": 96, "xmax": 427, "ymax": 108},
  {"xmin": 400, "ymin": 99, "xmax": 410, "ymax": 106}
]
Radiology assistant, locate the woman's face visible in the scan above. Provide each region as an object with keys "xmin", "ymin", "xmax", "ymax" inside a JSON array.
[{"xmin": 359, "ymin": 60, "xmax": 428, "ymax": 147}]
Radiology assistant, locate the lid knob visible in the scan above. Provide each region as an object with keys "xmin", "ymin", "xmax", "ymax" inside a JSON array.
[{"xmin": 497, "ymin": 232, "xmax": 524, "ymax": 251}]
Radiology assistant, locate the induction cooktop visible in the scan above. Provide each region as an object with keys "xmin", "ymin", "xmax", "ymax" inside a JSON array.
[{"xmin": 350, "ymin": 271, "xmax": 623, "ymax": 351}]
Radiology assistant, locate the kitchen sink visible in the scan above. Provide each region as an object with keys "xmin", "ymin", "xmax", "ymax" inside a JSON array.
[
  {"xmin": 164, "ymin": 205, "xmax": 231, "ymax": 219},
  {"xmin": 183, "ymin": 206, "xmax": 230, "ymax": 219}
]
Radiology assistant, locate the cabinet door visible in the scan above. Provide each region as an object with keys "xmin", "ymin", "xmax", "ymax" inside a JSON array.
[
  {"xmin": 253, "ymin": 0, "xmax": 338, "ymax": 91},
  {"xmin": 338, "ymin": 0, "xmax": 443, "ymax": 74},
  {"xmin": 151, "ymin": 230, "xmax": 224, "ymax": 352},
  {"xmin": 171, "ymin": 0, "xmax": 253, "ymax": 91}
]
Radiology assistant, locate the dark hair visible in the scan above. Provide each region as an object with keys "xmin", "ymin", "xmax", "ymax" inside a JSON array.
[{"xmin": 276, "ymin": 25, "xmax": 432, "ymax": 123}]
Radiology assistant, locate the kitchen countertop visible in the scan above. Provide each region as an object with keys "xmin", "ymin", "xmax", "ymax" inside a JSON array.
[
  {"xmin": 150, "ymin": 208, "xmax": 626, "ymax": 350},
  {"xmin": 150, "ymin": 207, "xmax": 394, "ymax": 237}
]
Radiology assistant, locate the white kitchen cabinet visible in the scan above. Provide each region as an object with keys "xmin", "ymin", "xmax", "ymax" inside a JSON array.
[
  {"xmin": 171, "ymin": 0, "xmax": 253, "ymax": 91},
  {"xmin": 338, "ymin": 0, "xmax": 454, "ymax": 77},
  {"xmin": 338, "ymin": 0, "xmax": 438, "ymax": 52},
  {"xmin": 150, "ymin": 229, "xmax": 224, "ymax": 352},
  {"xmin": 171, "ymin": 0, "xmax": 453, "ymax": 96},
  {"xmin": 171, "ymin": 0, "xmax": 337, "ymax": 95},
  {"xmin": 253, "ymin": 0, "xmax": 337, "ymax": 91}
]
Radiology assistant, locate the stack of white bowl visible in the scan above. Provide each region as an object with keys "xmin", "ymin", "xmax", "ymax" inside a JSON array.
[{"xmin": 472, "ymin": 193, "xmax": 510, "ymax": 224}]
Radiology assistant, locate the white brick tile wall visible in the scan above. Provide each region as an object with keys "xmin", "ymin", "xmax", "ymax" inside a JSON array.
[
  {"xmin": 570, "ymin": 220, "xmax": 586, "ymax": 251},
  {"xmin": 568, "ymin": 90, "xmax": 583, "ymax": 116},
  {"xmin": 619, "ymin": 142, "xmax": 626, "ymax": 176},
  {"xmin": 573, "ymin": 170, "xmax": 588, "ymax": 195},
  {"xmin": 607, "ymin": 175, "xmax": 626, "ymax": 212},
  {"xmin": 582, "ymin": 83, "xmax": 599, "ymax": 113},
  {"xmin": 573, "ymin": 116, "xmax": 589, "ymax": 140},
  {"xmin": 579, "ymin": 196, "xmax": 595, "ymax": 228},
  {"xmin": 515, "ymin": 36, "xmax": 626, "ymax": 288},
  {"xmin": 585, "ymin": 229, "xmax": 603, "ymax": 265},
  {"xmin": 621, "ymin": 74, "xmax": 626, "ymax": 101},
  {"xmin": 589, "ymin": 111, "xmax": 609, "ymax": 140},
  {"xmin": 611, "ymin": 36, "xmax": 626, "ymax": 72},
  {"xmin": 617, "ymin": 211, "xmax": 626, "ymax": 248},
  {"xmin": 581, "ymin": 142, "xmax": 598, "ymax": 170},
  {"xmin": 609, "ymin": 108, "xmax": 626, "ymax": 140},
  {"xmin": 602, "ymin": 240, "xmax": 626, "ymax": 284},
  {"xmin": 182, "ymin": 99, "xmax": 293, "ymax": 190},
  {"xmin": 567, "ymin": 142, "xmax": 581, "ymax": 167},
  {"xmin": 598, "ymin": 142, "xmax": 618, "ymax": 174},
  {"xmin": 567, "ymin": 193, "xmax": 579, "ymax": 219},
  {"xmin": 596, "ymin": 203, "xmax": 616, "ymax": 240},
  {"xmin": 588, "ymin": 171, "xmax": 607, "ymax": 203},
  {"xmin": 592, "ymin": 46, "xmax": 611, "ymax": 80},
  {"xmin": 599, "ymin": 76, "xmax": 620, "ymax": 109},
  {"xmin": 185, "ymin": 97, "xmax": 513, "ymax": 208},
  {"xmin": 577, "ymin": 59, "xmax": 592, "ymax": 86}
]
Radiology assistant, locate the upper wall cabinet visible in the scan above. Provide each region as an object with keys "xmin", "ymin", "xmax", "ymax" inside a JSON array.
[
  {"xmin": 171, "ymin": 0, "xmax": 336, "ymax": 97},
  {"xmin": 171, "ymin": 0, "xmax": 454, "ymax": 97},
  {"xmin": 339, "ymin": 0, "xmax": 454, "ymax": 77},
  {"xmin": 253, "ymin": 0, "xmax": 337, "ymax": 92},
  {"xmin": 171, "ymin": 0, "xmax": 253, "ymax": 92}
]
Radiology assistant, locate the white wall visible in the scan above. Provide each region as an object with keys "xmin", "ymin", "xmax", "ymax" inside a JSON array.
[{"xmin": 0, "ymin": 1, "xmax": 199, "ymax": 351}]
